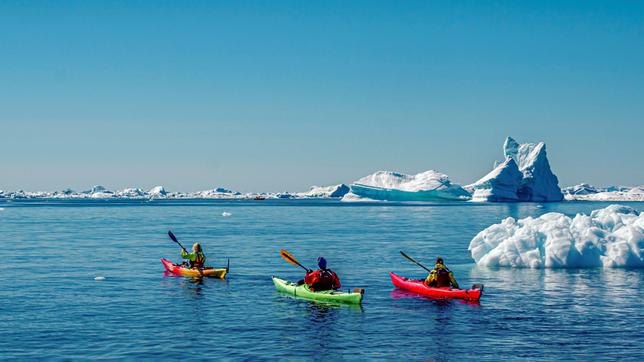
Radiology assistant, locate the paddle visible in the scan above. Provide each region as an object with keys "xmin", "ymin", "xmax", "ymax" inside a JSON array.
[
  {"xmin": 168, "ymin": 230, "xmax": 188, "ymax": 253},
  {"xmin": 280, "ymin": 249, "xmax": 312, "ymax": 273},
  {"xmin": 400, "ymin": 251, "xmax": 432, "ymax": 272}
]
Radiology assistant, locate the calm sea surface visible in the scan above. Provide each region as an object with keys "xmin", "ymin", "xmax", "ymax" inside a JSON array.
[{"xmin": 1, "ymin": 199, "xmax": 643, "ymax": 361}]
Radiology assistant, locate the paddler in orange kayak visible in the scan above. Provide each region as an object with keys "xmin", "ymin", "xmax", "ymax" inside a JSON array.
[
  {"xmin": 424, "ymin": 257, "xmax": 459, "ymax": 288},
  {"xmin": 181, "ymin": 242, "xmax": 206, "ymax": 268}
]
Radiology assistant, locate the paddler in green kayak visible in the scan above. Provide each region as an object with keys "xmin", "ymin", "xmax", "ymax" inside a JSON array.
[
  {"xmin": 181, "ymin": 242, "xmax": 206, "ymax": 268},
  {"xmin": 304, "ymin": 257, "xmax": 341, "ymax": 291},
  {"xmin": 424, "ymin": 257, "xmax": 459, "ymax": 288}
]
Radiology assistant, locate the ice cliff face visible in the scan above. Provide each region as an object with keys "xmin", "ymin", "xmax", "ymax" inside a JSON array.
[
  {"xmin": 469, "ymin": 205, "xmax": 644, "ymax": 268},
  {"xmin": 468, "ymin": 137, "xmax": 563, "ymax": 202},
  {"xmin": 346, "ymin": 170, "xmax": 471, "ymax": 201},
  {"xmin": 466, "ymin": 158, "xmax": 523, "ymax": 202}
]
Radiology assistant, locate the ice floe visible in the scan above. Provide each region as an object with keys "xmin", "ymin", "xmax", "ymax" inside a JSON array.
[
  {"xmin": 563, "ymin": 184, "xmax": 644, "ymax": 201},
  {"xmin": 296, "ymin": 184, "xmax": 350, "ymax": 198},
  {"xmin": 345, "ymin": 170, "xmax": 471, "ymax": 201},
  {"xmin": 469, "ymin": 205, "xmax": 644, "ymax": 268}
]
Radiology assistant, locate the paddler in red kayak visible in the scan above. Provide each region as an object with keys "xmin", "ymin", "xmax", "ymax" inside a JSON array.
[
  {"xmin": 304, "ymin": 257, "xmax": 341, "ymax": 291},
  {"xmin": 424, "ymin": 257, "xmax": 459, "ymax": 288},
  {"xmin": 181, "ymin": 242, "xmax": 206, "ymax": 268}
]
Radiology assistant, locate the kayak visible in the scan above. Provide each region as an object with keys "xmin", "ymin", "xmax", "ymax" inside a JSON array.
[
  {"xmin": 161, "ymin": 258, "xmax": 228, "ymax": 279},
  {"xmin": 390, "ymin": 272, "xmax": 483, "ymax": 301},
  {"xmin": 272, "ymin": 276, "xmax": 363, "ymax": 304}
]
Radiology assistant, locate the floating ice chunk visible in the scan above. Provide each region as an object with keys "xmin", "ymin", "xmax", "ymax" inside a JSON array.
[
  {"xmin": 563, "ymin": 185, "xmax": 644, "ymax": 201},
  {"xmin": 222, "ymin": 212, "xmax": 232, "ymax": 217},
  {"xmin": 469, "ymin": 205, "xmax": 644, "ymax": 268},
  {"xmin": 94, "ymin": 276, "xmax": 106, "ymax": 281},
  {"xmin": 148, "ymin": 186, "xmax": 167, "ymax": 197},
  {"xmin": 296, "ymin": 184, "xmax": 350, "ymax": 198},
  {"xmin": 348, "ymin": 170, "xmax": 471, "ymax": 201}
]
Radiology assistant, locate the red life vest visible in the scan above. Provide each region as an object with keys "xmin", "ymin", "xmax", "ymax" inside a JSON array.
[{"xmin": 306, "ymin": 269, "xmax": 340, "ymax": 291}]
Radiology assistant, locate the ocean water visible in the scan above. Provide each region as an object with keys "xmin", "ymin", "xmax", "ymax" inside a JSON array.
[{"xmin": 1, "ymin": 199, "xmax": 643, "ymax": 361}]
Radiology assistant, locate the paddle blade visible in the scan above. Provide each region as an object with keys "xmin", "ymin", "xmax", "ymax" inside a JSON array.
[
  {"xmin": 168, "ymin": 230, "xmax": 178, "ymax": 243},
  {"xmin": 400, "ymin": 251, "xmax": 416, "ymax": 263},
  {"xmin": 279, "ymin": 249, "xmax": 300, "ymax": 266}
]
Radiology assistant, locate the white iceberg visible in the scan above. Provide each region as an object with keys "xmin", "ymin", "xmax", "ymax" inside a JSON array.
[
  {"xmin": 346, "ymin": 170, "xmax": 471, "ymax": 201},
  {"xmin": 469, "ymin": 205, "xmax": 644, "ymax": 268},
  {"xmin": 296, "ymin": 184, "xmax": 350, "ymax": 198},
  {"xmin": 466, "ymin": 158, "xmax": 523, "ymax": 202},
  {"xmin": 148, "ymin": 186, "xmax": 167, "ymax": 197},
  {"xmin": 563, "ymin": 184, "xmax": 644, "ymax": 201},
  {"xmin": 468, "ymin": 137, "xmax": 563, "ymax": 202}
]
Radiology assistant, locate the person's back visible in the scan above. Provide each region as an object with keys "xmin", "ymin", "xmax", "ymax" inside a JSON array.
[
  {"xmin": 304, "ymin": 257, "xmax": 341, "ymax": 291},
  {"xmin": 181, "ymin": 242, "xmax": 206, "ymax": 268},
  {"xmin": 425, "ymin": 257, "xmax": 459, "ymax": 289}
]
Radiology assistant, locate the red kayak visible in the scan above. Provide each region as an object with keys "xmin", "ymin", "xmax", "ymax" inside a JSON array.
[{"xmin": 390, "ymin": 272, "xmax": 483, "ymax": 301}]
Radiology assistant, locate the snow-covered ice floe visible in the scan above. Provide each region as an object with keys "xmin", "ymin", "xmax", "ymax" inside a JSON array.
[
  {"xmin": 344, "ymin": 170, "xmax": 471, "ymax": 202},
  {"xmin": 295, "ymin": 184, "xmax": 350, "ymax": 198},
  {"xmin": 466, "ymin": 137, "xmax": 563, "ymax": 202},
  {"xmin": 469, "ymin": 205, "xmax": 644, "ymax": 268},
  {"xmin": 563, "ymin": 184, "xmax": 644, "ymax": 202}
]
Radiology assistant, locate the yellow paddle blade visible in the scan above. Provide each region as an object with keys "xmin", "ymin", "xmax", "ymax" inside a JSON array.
[{"xmin": 279, "ymin": 248, "xmax": 300, "ymax": 266}]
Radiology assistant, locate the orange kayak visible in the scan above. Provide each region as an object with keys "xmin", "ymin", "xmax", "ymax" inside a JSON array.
[{"xmin": 161, "ymin": 258, "xmax": 228, "ymax": 278}]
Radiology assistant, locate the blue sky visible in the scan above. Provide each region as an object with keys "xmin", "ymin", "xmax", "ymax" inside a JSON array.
[{"xmin": 1, "ymin": 1, "xmax": 643, "ymax": 192}]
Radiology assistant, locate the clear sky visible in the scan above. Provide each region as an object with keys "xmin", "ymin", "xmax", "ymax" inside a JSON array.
[{"xmin": 1, "ymin": 1, "xmax": 643, "ymax": 193}]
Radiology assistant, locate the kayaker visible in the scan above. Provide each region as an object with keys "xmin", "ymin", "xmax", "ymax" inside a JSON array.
[
  {"xmin": 181, "ymin": 242, "xmax": 206, "ymax": 269},
  {"xmin": 424, "ymin": 257, "xmax": 459, "ymax": 289},
  {"xmin": 304, "ymin": 257, "xmax": 341, "ymax": 291}
]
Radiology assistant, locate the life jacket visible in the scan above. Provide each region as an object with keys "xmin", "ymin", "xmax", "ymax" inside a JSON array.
[
  {"xmin": 311, "ymin": 269, "xmax": 337, "ymax": 291},
  {"xmin": 434, "ymin": 266, "xmax": 451, "ymax": 287},
  {"xmin": 191, "ymin": 252, "xmax": 205, "ymax": 268}
]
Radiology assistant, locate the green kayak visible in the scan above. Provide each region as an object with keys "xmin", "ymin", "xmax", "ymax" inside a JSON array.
[{"xmin": 272, "ymin": 276, "xmax": 364, "ymax": 305}]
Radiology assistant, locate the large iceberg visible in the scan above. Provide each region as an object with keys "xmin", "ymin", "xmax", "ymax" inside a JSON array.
[
  {"xmin": 345, "ymin": 170, "xmax": 471, "ymax": 201},
  {"xmin": 467, "ymin": 137, "xmax": 563, "ymax": 202},
  {"xmin": 469, "ymin": 205, "xmax": 644, "ymax": 268},
  {"xmin": 466, "ymin": 158, "xmax": 523, "ymax": 202}
]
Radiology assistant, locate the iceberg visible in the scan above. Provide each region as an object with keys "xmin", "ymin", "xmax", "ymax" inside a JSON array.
[
  {"xmin": 148, "ymin": 186, "xmax": 167, "ymax": 197},
  {"xmin": 296, "ymin": 184, "xmax": 350, "ymax": 198},
  {"xmin": 563, "ymin": 184, "xmax": 644, "ymax": 201},
  {"xmin": 346, "ymin": 170, "xmax": 471, "ymax": 201},
  {"xmin": 468, "ymin": 137, "xmax": 563, "ymax": 202},
  {"xmin": 465, "ymin": 158, "xmax": 523, "ymax": 202},
  {"xmin": 469, "ymin": 205, "xmax": 644, "ymax": 268}
]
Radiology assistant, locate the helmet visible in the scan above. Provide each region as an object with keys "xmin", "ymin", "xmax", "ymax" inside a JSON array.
[{"xmin": 317, "ymin": 256, "xmax": 327, "ymax": 269}]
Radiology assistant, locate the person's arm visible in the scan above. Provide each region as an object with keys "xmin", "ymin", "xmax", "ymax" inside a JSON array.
[
  {"xmin": 181, "ymin": 250, "xmax": 195, "ymax": 261},
  {"xmin": 449, "ymin": 272, "xmax": 459, "ymax": 289},
  {"xmin": 424, "ymin": 271, "xmax": 436, "ymax": 285},
  {"xmin": 304, "ymin": 270, "xmax": 319, "ymax": 286},
  {"xmin": 332, "ymin": 272, "xmax": 341, "ymax": 290}
]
